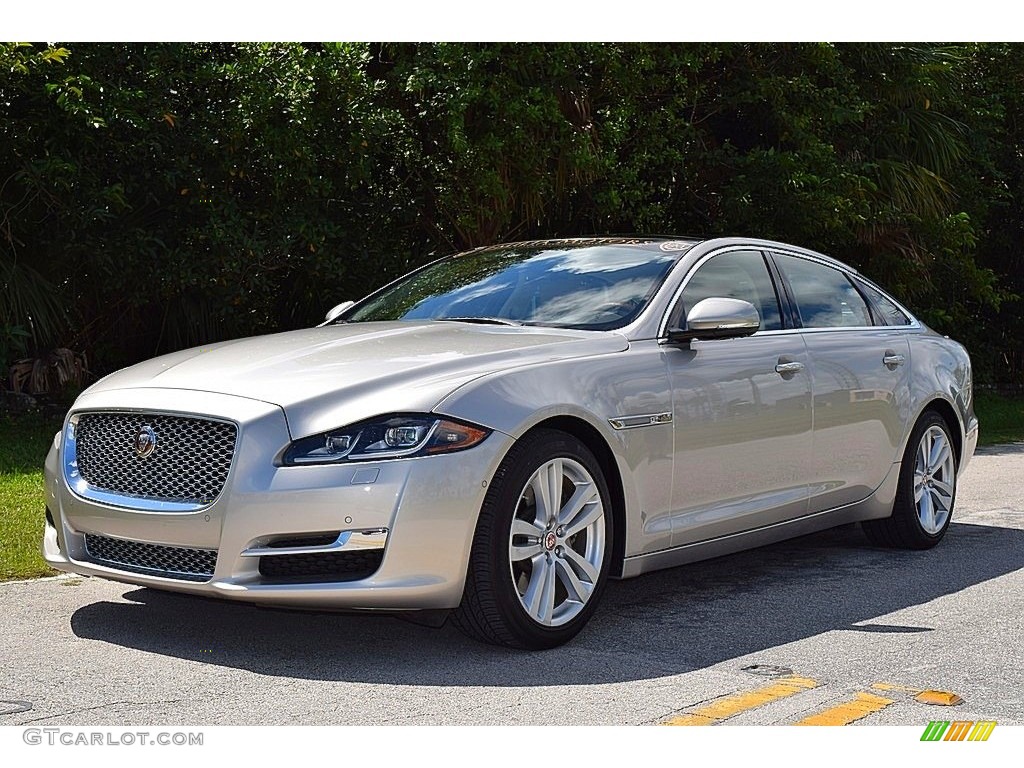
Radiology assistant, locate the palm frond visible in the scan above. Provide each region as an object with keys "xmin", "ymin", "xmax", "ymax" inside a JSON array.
[
  {"xmin": 0, "ymin": 253, "xmax": 67, "ymax": 345},
  {"xmin": 874, "ymin": 159, "xmax": 954, "ymax": 219}
]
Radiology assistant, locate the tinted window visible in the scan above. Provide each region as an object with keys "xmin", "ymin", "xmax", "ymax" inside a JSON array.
[
  {"xmin": 857, "ymin": 279, "xmax": 911, "ymax": 326},
  {"xmin": 775, "ymin": 254, "xmax": 871, "ymax": 328},
  {"xmin": 345, "ymin": 243, "xmax": 689, "ymax": 331},
  {"xmin": 677, "ymin": 250, "xmax": 782, "ymax": 331}
]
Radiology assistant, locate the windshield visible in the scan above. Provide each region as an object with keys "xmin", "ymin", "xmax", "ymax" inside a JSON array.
[{"xmin": 344, "ymin": 241, "xmax": 692, "ymax": 331}]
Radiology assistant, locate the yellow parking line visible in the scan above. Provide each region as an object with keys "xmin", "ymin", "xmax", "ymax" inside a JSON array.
[
  {"xmin": 664, "ymin": 676, "xmax": 819, "ymax": 726},
  {"xmin": 795, "ymin": 691, "xmax": 894, "ymax": 726}
]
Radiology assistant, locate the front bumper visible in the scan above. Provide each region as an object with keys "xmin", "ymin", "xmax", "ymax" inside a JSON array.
[{"xmin": 42, "ymin": 387, "xmax": 513, "ymax": 611}]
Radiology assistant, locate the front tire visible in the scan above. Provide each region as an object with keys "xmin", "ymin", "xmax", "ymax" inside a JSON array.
[
  {"xmin": 863, "ymin": 410, "xmax": 957, "ymax": 549},
  {"xmin": 452, "ymin": 429, "xmax": 614, "ymax": 649}
]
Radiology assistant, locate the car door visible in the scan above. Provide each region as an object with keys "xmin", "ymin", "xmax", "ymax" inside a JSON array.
[
  {"xmin": 664, "ymin": 249, "xmax": 814, "ymax": 547},
  {"xmin": 770, "ymin": 252, "xmax": 913, "ymax": 512}
]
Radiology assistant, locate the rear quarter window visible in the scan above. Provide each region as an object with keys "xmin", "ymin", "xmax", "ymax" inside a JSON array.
[{"xmin": 856, "ymin": 279, "xmax": 912, "ymax": 326}]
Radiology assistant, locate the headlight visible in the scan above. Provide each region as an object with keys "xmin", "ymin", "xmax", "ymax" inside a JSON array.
[{"xmin": 282, "ymin": 414, "xmax": 491, "ymax": 465}]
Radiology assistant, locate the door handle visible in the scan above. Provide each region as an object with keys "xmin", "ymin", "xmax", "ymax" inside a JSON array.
[
  {"xmin": 775, "ymin": 360, "xmax": 805, "ymax": 376},
  {"xmin": 883, "ymin": 351, "xmax": 905, "ymax": 369}
]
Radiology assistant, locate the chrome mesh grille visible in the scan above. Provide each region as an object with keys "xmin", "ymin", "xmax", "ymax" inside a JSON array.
[
  {"xmin": 84, "ymin": 534, "xmax": 217, "ymax": 582},
  {"xmin": 75, "ymin": 413, "xmax": 236, "ymax": 504}
]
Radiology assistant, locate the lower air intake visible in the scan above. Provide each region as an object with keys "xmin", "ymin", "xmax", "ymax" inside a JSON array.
[
  {"xmin": 84, "ymin": 534, "xmax": 217, "ymax": 582},
  {"xmin": 258, "ymin": 550, "xmax": 383, "ymax": 583}
]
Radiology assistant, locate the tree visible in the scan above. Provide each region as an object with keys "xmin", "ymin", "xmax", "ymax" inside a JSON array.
[{"xmin": 1, "ymin": 42, "xmax": 1020, "ymax": 389}]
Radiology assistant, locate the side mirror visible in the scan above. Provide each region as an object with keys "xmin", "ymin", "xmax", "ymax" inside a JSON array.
[
  {"xmin": 666, "ymin": 297, "xmax": 761, "ymax": 344},
  {"xmin": 322, "ymin": 301, "xmax": 355, "ymax": 324}
]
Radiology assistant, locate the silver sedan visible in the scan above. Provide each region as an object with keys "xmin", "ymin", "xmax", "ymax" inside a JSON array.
[{"xmin": 42, "ymin": 237, "xmax": 978, "ymax": 649}]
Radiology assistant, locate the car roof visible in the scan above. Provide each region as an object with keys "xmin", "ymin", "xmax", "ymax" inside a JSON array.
[
  {"xmin": 456, "ymin": 236, "xmax": 857, "ymax": 275},
  {"xmin": 455, "ymin": 236, "xmax": 702, "ymax": 255}
]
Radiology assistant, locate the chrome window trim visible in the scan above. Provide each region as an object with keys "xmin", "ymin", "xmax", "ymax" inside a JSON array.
[
  {"xmin": 752, "ymin": 325, "xmax": 923, "ymax": 337},
  {"xmin": 657, "ymin": 244, "xmax": 922, "ymax": 340},
  {"xmin": 62, "ymin": 409, "xmax": 240, "ymax": 514}
]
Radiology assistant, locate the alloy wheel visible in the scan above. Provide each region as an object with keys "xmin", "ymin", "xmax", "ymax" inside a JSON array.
[
  {"xmin": 508, "ymin": 457, "xmax": 606, "ymax": 627},
  {"xmin": 914, "ymin": 425, "xmax": 956, "ymax": 535}
]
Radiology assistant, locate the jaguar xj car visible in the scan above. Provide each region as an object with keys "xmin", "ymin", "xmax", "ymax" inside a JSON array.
[{"xmin": 42, "ymin": 237, "xmax": 978, "ymax": 649}]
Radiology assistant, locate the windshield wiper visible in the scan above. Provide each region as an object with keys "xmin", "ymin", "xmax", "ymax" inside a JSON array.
[{"xmin": 433, "ymin": 316, "xmax": 522, "ymax": 327}]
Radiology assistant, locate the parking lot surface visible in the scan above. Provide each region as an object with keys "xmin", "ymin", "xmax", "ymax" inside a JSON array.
[{"xmin": 2, "ymin": 445, "xmax": 1022, "ymax": 726}]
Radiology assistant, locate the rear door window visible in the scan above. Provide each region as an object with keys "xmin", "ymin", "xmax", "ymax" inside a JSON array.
[{"xmin": 774, "ymin": 254, "xmax": 872, "ymax": 328}]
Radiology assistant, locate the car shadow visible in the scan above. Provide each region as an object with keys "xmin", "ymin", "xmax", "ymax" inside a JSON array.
[{"xmin": 69, "ymin": 521, "xmax": 1024, "ymax": 686}]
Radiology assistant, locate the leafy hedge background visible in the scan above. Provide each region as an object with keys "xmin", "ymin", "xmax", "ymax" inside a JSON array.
[{"xmin": 2, "ymin": 42, "xmax": 1023, "ymax": 388}]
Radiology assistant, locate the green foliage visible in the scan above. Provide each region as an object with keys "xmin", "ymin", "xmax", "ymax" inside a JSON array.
[
  {"xmin": 1, "ymin": 42, "xmax": 1022, "ymax": 385},
  {"xmin": 0, "ymin": 412, "xmax": 62, "ymax": 580},
  {"xmin": 975, "ymin": 392, "xmax": 1024, "ymax": 446},
  {"xmin": 2, "ymin": 43, "xmax": 413, "ymax": 371},
  {"xmin": 0, "ymin": 324, "xmax": 31, "ymax": 375},
  {"xmin": 1, "ymin": 44, "xmax": 73, "ymax": 352},
  {"xmin": 378, "ymin": 43, "xmax": 609, "ymax": 247}
]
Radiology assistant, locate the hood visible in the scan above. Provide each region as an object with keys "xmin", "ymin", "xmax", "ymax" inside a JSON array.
[{"xmin": 84, "ymin": 321, "xmax": 628, "ymax": 437}]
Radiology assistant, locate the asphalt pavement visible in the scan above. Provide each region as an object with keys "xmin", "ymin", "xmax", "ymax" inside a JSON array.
[{"xmin": 2, "ymin": 444, "xmax": 1022, "ymax": 726}]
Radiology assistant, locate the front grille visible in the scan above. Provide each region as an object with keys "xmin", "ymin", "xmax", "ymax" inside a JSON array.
[
  {"xmin": 84, "ymin": 534, "xmax": 217, "ymax": 582},
  {"xmin": 75, "ymin": 412, "xmax": 236, "ymax": 504},
  {"xmin": 259, "ymin": 550, "xmax": 383, "ymax": 583}
]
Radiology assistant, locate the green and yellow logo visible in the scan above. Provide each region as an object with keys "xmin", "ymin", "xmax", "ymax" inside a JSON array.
[{"xmin": 921, "ymin": 721, "xmax": 996, "ymax": 741}]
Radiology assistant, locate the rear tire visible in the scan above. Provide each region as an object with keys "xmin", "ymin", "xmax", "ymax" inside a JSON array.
[
  {"xmin": 452, "ymin": 429, "xmax": 614, "ymax": 649},
  {"xmin": 863, "ymin": 410, "xmax": 957, "ymax": 549}
]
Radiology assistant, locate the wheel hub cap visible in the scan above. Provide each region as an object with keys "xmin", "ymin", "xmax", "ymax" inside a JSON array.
[
  {"xmin": 508, "ymin": 457, "xmax": 606, "ymax": 627},
  {"xmin": 914, "ymin": 425, "xmax": 956, "ymax": 535}
]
